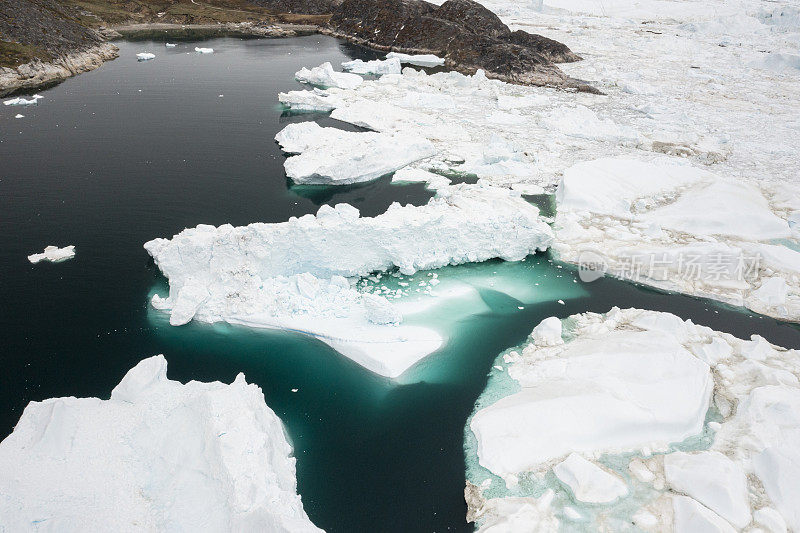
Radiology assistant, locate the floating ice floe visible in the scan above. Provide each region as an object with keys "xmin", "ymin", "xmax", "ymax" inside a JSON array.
[
  {"xmin": 14, "ymin": 114, "xmax": 23, "ymax": 119},
  {"xmin": 165, "ymin": 42, "xmax": 177, "ymax": 47},
  {"xmin": 294, "ymin": 62, "xmax": 362, "ymax": 90},
  {"xmin": 136, "ymin": 52, "xmax": 155, "ymax": 61},
  {"xmin": 4, "ymin": 94, "xmax": 43, "ymax": 106},
  {"xmin": 385, "ymin": 52, "xmax": 445, "ymax": 67},
  {"xmin": 194, "ymin": 47, "xmax": 214, "ymax": 54},
  {"xmin": 466, "ymin": 307, "xmax": 800, "ymax": 531},
  {"xmin": 341, "ymin": 57, "xmax": 402, "ymax": 75},
  {"xmin": 275, "ymin": 121, "xmax": 436, "ymax": 185},
  {"xmin": 28, "ymin": 245, "xmax": 75, "ymax": 264},
  {"xmin": 144, "ymin": 184, "xmax": 553, "ymax": 378},
  {"xmin": 0, "ymin": 355, "xmax": 321, "ymax": 532},
  {"xmin": 553, "ymin": 156, "xmax": 800, "ymax": 322},
  {"xmin": 391, "ymin": 167, "xmax": 451, "ymax": 190}
]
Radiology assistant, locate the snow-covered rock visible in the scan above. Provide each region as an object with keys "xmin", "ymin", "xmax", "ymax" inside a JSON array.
[
  {"xmin": 136, "ymin": 52, "xmax": 155, "ymax": 61},
  {"xmin": 275, "ymin": 121, "xmax": 436, "ymax": 185},
  {"xmin": 28, "ymin": 245, "xmax": 75, "ymax": 264},
  {"xmin": 341, "ymin": 57, "xmax": 402, "ymax": 75},
  {"xmin": 295, "ymin": 62, "xmax": 362, "ymax": 90},
  {"xmin": 385, "ymin": 52, "xmax": 445, "ymax": 67},
  {"xmin": 0, "ymin": 355, "xmax": 321, "ymax": 532},
  {"xmin": 664, "ymin": 451, "xmax": 751, "ymax": 528},
  {"xmin": 466, "ymin": 307, "xmax": 800, "ymax": 531},
  {"xmin": 4, "ymin": 94, "xmax": 43, "ymax": 106},
  {"xmin": 144, "ymin": 184, "xmax": 553, "ymax": 378},
  {"xmin": 194, "ymin": 47, "xmax": 213, "ymax": 54},
  {"xmin": 553, "ymin": 157, "xmax": 799, "ymax": 322},
  {"xmin": 553, "ymin": 453, "xmax": 628, "ymax": 503}
]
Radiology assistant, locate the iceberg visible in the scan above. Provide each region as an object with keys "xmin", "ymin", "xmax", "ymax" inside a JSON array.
[
  {"xmin": 14, "ymin": 113, "xmax": 23, "ymax": 118},
  {"xmin": 144, "ymin": 184, "xmax": 553, "ymax": 378},
  {"xmin": 194, "ymin": 47, "xmax": 214, "ymax": 54},
  {"xmin": 165, "ymin": 43, "xmax": 177, "ymax": 47},
  {"xmin": 28, "ymin": 245, "xmax": 75, "ymax": 264},
  {"xmin": 341, "ymin": 57, "xmax": 402, "ymax": 75},
  {"xmin": 385, "ymin": 52, "xmax": 445, "ymax": 67},
  {"xmin": 466, "ymin": 307, "xmax": 800, "ymax": 531},
  {"xmin": 4, "ymin": 94, "xmax": 43, "ymax": 106},
  {"xmin": 275, "ymin": 121, "xmax": 436, "ymax": 185},
  {"xmin": 0, "ymin": 355, "xmax": 322, "ymax": 532},
  {"xmin": 294, "ymin": 62, "xmax": 362, "ymax": 90},
  {"xmin": 136, "ymin": 52, "xmax": 155, "ymax": 61},
  {"xmin": 553, "ymin": 157, "xmax": 799, "ymax": 322}
]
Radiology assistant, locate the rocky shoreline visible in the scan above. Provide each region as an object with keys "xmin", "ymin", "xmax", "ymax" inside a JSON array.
[{"xmin": 0, "ymin": 42, "xmax": 119, "ymax": 97}]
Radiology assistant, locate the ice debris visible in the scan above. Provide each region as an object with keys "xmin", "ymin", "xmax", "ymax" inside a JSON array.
[
  {"xmin": 194, "ymin": 47, "xmax": 214, "ymax": 54},
  {"xmin": 136, "ymin": 52, "xmax": 155, "ymax": 61},
  {"xmin": 275, "ymin": 121, "xmax": 436, "ymax": 185},
  {"xmin": 165, "ymin": 43, "xmax": 177, "ymax": 47},
  {"xmin": 144, "ymin": 184, "xmax": 553, "ymax": 378},
  {"xmin": 0, "ymin": 355, "xmax": 322, "ymax": 532},
  {"xmin": 294, "ymin": 62, "xmax": 362, "ymax": 90},
  {"xmin": 341, "ymin": 57, "xmax": 402, "ymax": 75},
  {"xmin": 28, "ymin": 245, "xmax": 75, "ymax": 264},
  {"xmin": 4, "ymin": 94, "xmax": 43, "ymax": 106},
  {"xmin": 553, "ymin": 157, "xmax": 799, "ymax": 322},
  {"xmin": 385, "ymin": 52, "xmax": 445, "ymax": 67},
  {"xmin": 466, "ymin": 308, "xmax": 800, "ymax": 531}
]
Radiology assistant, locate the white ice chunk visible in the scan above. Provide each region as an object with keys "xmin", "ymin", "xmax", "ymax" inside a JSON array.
[
  {"xmin": 165, "ymin": 43, "xmax": 177, "ymax": 47},
  {"xmin": 553, "ymin": 453, "xmax": 628, "ymax": 503},
  {"xmin": 664, "ymin": 451, "xmax": 751, "ymax": 528},
  {"xmin": 470, "ymin": 320, "xmax": 712, "ymax": 478},
  {"xmin": 341, "ymin": 57, "xmax": 402, "ymax": 75},
  {"xmin": 4, "ymin": 94, "xmax": 43, "ymax": 106},
  {"xmin": 28, "ymin": 245, "xmax": 75, "ymax": 264},
  {"xmin": 136, "ymin": 52, "xmax": 155, "ymax": 61},
  {"xmin": 386, "ymin": 52, "xmax": 445, "ymax": 67},
  {"xmin": 295, "ymin": 62, "xmax": 362, "ymax": 89},
  {"xmin": 0, "ymin": 355, "xmax": 321, "ymax": 532},
  {"xmin": 194, "ymin": 47, "xmax": 214, "ymax": 54},
  {"xmin": 673, "ymin": 496, "xmax": 737, "ymax": 533},
  {"xmin": 144, "ymin": 184, "xmax": 553, "ymax": 378},
  {"xmin": 530, "ymin": 316, "xmax": 563, "ymax": 346},
  {"xmin": 275, "ymin": 121, "xmax": 436, "ymax": 185}
]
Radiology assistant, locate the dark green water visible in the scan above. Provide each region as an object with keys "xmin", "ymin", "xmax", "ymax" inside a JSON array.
[{"xmin": 2, "ymin": 36, "xmax": 799, "ymax": 533}]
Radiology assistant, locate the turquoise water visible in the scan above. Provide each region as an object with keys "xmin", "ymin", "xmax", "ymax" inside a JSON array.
[{"xmin": 2, "ymin": 36, "xmax": 800, "ymax": 532}]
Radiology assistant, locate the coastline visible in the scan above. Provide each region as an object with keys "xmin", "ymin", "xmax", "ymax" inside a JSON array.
[{"xmin": 0, "ymin": 23, "xmax": 321, "ymax": 96}]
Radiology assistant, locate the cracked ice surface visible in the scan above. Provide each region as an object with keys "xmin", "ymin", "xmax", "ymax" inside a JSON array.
[
  {"xmin": 553, "ymin": 156, "xmax": 800, "ymax": 322},
  {"xmin": 0, "ymin": 355, "xmax": 321, "ymax": 532},
  {"xmin": 144, "ymin": 184, "xmax": 553, "ymax": 378},
  {"xmin": 275, "ymin": 121, "xmax": 436, "ymax": 185},
  {"xmin": 466, "ymin": 308, "xmax": 800, "ymax": 531}
]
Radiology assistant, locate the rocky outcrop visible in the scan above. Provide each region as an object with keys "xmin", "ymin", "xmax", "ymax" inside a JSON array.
[
  {"xmin": 326, "ymin": 0, "xmax": 590, "ymax": 90},
  {"xmin": 0, "ymin": 42, "xmax": 118, "ymax": 96}
]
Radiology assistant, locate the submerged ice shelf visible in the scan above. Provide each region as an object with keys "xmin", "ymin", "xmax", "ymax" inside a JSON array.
[
  {"xmin": 144, "ymin": 184, "xmax": 553, "ymax": 378},
  {"xmin": 0, "ymin": 355, "xmax": 321, "ymax": 532},
  {"xmin": 465, "ymin": 308, "xmax": 800, "ymax": 532}
]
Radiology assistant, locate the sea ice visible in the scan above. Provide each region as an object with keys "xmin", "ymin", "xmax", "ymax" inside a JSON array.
[
  {"xmin": 14, "ymin": 114, "xmax": 23, "ymax": 118},
  {"xmin": 465, "ymin": 307, "xmax": 800, "ymax": 531},
  {"xmin": 553, "ymin": 453, "xmax": 628, "ymax": 504},
  {"xmin": 194, "ymin": 47, "xmax": 214, "ymax": 54},
  {"xmin": 0, "ymin": 355, "xmax": 321, "ymax": 532},
  {"xmin": 553, "ymin": 157, "xmax": 799, "ymax": 322},
  {"xmin": 341, "ymin": 57, "xmax": 402, "ymax": 75},
  {"xmin": 4, "ymin": 94, "xmax": 43, "ymax": 106},
  {"xmin": 144, "ymin": 184, "xmax": 553, "ymax": 378},
  {"xmin": 295, "ymin": 62, "xmax": 362, "ymax": 90},
  {"xmin": 385, "ymin": 52, "xmax": 445, "ymax": 67},
  {"xmin": 136, "ymin": 52, "xmax": 155, "ymax": 61},
  {"xmin": 27, "ymin": 245, "xmax": 75, "ymax": 264},
  {"xmin": 165, "ymin": 43, "xmax": 177, "ymax": 47},
  {"xmin": 275, "ymin": 121, "xmax": 436, "ymax": 185}
]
